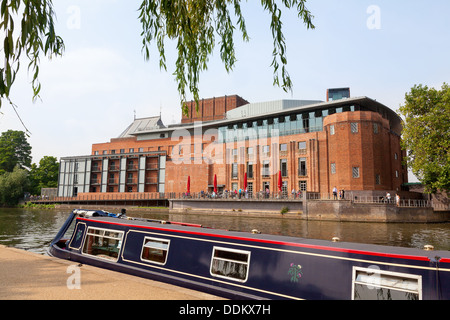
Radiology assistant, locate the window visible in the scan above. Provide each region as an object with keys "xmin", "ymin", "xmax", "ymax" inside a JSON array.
[
  {"xmin": 210, "ymin": 247, "xmax": 250, "ymax": 282},
  {"xmin": 247, "ymin": 147, "xmax": 253, "ymax": 155},
  {"xmin": 373, "ymin": 123, "xmax": 379, "ymax": 134},
  {"xmin": 262, "ymin": 160, "xmax": 270, "ymax": 177},
  {"xmin": 280, "ymin": 143, "xmax": 287, "ymax": 152},
  {"xmin": 331, "ymin": 162, "xmax": 336, "ymax": 174},
  {"xmin": 352, "ymin": 267, "xmax": 422, "ymax": 300},
  {"xmin": 298, "ymin": 141, "xmax": 306, "ymax": 150},
  {"xmin": 375, "ymin": 174, "xmax": 381, "ymax": 185},
  {"xmin": 394, "ymin": 153, "xmax": 398, "ymax": 160},
  {"xmin": 282, "ymin": 181, "xmax": 288, "ymax": 196},
  {"xmin": 232, "ymin": 148, "xmax": 238, "ymax": 156},
  {"xmin": 247, "ymin": 162, "xmax": 254, "ymax": 179},
  {"xmin": 299, "ymin": 180, "xmax": 307, "ymax": 191},
  {"xmin": 280, "ymin": 159, "xmax": 288, "ymax": 177},
  {"xmin": 232, "ymin": 163, "xmax": 238, "ymax": 179},
  {"xmin": 262, "ymin": 145, "xmax": 270, "ymax": 154},
  {"xmin": 352, "ymin": 167, "xmax": 360, "ymax": 178},
  {"xmin": 298, "ymin": 158, "xmax": 307, "ymax": 176},
  {"xmin": 127, "ymin": 172, "xmax": 134, "ymax": 184},
  {"xmin": 351, "ymin": 122, "xmax": 358, "ymax": 133},
  {"xmin": 330, "ymin": 125, "xmax": 335, "ymax": 135},
  {"xmin": 82, "ymin": 227, "xmax": 124, "ymax": 261},
  {"xmin": 263, "ymin": 181, "xmax": 270, "ymax": 194},
  {"xmin": 247, "ymin": 182, "xmax": 253, "ymax": 197},
  {"xmin": 141, "ymin": 237, "xmax": 170, "ymax": 265}
]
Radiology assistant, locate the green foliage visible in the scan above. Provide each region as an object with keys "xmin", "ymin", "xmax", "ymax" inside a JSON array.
[
  {"xmin": 138, "ymin": 0, "xmax": 315, "ymax": 114},
  {"xmin": 0, "ymin": 0, "xmax": 64, "ymax": 109},
  {"xmin": 399, "ymin": 83, "xmax": 450, "ymax": 193},
  {"xmin": 1, "ymin": 1, "xmax": 314, "ymax": 115},
  {"xmin": 0, "ymin": 166, "xmax": 29, "ymax": 205},
  {"xmin": 0, "ymin": 130, "xmax": 58, "ymax": 204},
  {"xmin": 20, "ymin": 202, "xmax": 56, "ymax": 209},
  {"xmin": 28, "ymin": 156, "xmax": 59, "ymax": 195},
  {"xmin": 280, "ymin": 206, "xmax": 289, "ymax": 214},
  {"xmin": 0, "ymin": 130, "xmax": 32, "ymax": 174}
]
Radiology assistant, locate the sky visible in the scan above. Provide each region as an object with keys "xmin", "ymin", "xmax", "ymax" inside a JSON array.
[{"xmin": 1, "ymin": 0, "xmax": 449, "ymax": 183}]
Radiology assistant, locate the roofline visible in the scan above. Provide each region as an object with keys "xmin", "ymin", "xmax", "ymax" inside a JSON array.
[{"xmin": 130, "ymin": 96, "xmax": 401, "ymax": 135}]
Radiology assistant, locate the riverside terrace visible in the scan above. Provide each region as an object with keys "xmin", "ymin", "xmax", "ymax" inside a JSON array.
[{"xmin": 27, "ymin": 191, "xmax": 449, "ymax": 223}]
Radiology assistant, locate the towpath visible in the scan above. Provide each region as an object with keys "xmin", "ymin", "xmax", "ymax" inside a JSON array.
[{"xmin": 0, "ymin": 245, "xmax": 224, "ymax": 300}]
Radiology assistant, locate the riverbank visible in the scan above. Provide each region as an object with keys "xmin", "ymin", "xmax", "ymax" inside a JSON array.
[
  {"xmin": 168, "ymin": 199, "xmax": 450, "ymax": 223},
  {"xmin": 51, "ymin": 199, "xmax": 450, "ymax": 223},
  {"xmin": 0, "ymin": 245, "xmax": 224, "ymax": 300}
]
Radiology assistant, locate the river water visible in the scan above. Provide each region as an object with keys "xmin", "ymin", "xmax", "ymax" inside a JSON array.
[{"xmin": 0, "ymin": 207, "xmax": 449, "ymax": 254}]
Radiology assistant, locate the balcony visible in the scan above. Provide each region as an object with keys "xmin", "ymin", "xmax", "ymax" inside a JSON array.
[
  {"xmin": 146, "ymin": 177, "xmax": 158, "ymax": 184},
  {"xmin": 146, "ymin": 163, "xmax": 159, "ymax": 170}
]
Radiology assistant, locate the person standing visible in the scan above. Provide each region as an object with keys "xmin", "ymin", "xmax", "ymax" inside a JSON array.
[{"xmin": 333, "ymin": 186, "xmax": 338, "ymax": 200}]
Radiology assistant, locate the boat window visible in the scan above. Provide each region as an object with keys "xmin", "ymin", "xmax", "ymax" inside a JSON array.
[
  {"xmin": 82, "ymin": 227, "xmax": 124, "ymax": 262},
  {"xmin": 210, "ymin": 247, "xmax": 250, "ymax": 282},
  {"xmin": 352, "ymin": 267, "xmax": 422, "ymax": 300},
  {"xmin": 141, "ymin": 237, "xmax": 170, "ymax": 265}
]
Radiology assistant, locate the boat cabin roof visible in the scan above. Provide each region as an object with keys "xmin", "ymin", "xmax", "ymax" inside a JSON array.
[{"xmin": 75, "ymin": 214, "xmax": 450, "ymax": 262}]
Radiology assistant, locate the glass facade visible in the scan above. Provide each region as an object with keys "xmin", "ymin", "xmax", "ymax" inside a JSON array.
[
  {"xmin": 213, "ymin": 105, "xmax": 364, "ymax": 143},
  {"xmin": 218, "ymin": 109, "xmax": 329, "ymax": 143}
]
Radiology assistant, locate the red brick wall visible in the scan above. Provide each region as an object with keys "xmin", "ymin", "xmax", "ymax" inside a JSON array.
[
  {"xmin": 181, "ymin": 95, "xmax": 249, "ymax": 123},
  {"xmin": 88, "ymin": 110, "xmax": 407, "ymax": 195}
]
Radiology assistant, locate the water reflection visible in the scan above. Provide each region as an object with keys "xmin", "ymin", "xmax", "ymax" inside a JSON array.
[{"xmin": 0, "ymin": 208, "xmax": 449, "ymax": 254}]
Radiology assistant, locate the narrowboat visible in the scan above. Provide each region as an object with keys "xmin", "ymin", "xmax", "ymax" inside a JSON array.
[{"xmin": 48, "ymin": 209, "xmax": 450, "ymax": 300}]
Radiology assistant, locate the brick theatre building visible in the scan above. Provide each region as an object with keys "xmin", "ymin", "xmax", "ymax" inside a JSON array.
[{"xmin": 57, "ymin": 88, "xmax": 408, "ymax": 199}]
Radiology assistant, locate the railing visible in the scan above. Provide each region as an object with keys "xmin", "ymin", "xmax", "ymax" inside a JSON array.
[
  {"xmin": 308, "ymin": 193, "xmax": 433, "ymax": 208},
  {"xmin": 167, "ymin": 191, "xmax": 303, "ymax": 201},
  {"xmin": 28, "ymin": 192, "xmax": 440, "ymax": 208}
]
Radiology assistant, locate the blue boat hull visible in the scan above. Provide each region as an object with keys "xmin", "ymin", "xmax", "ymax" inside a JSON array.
[{"xmin": 49, "ymin": 209, "xmax": 450, "ymax": 300}]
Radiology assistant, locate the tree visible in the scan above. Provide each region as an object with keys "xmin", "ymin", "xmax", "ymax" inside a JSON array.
[
  {"xmin": 1, "ymin": 1, "xmax": 314, "ymax": 114},
  {"xmin": 0, "ymin": 166, "xmax": 29, "ymax": 205},
  {"xmin": 0, "ymin": 0, "xmax": 64, "ymax": 108},
  {"xmin": 398, "ymin": 83, "xmax": 450, "ymax": 193},
  {"xmin": 139, "ymin": 0, "xmax": 315, "ymax": 114},
  {"xmin": 0, "ymin": 130, "xmax": 32, "ymax": 174},
  {"xmin": 28, "ymin": 155, "xmax": 59, "ymax": 195}
]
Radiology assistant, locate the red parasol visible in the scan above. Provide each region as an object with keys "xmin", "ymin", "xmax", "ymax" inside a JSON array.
[
  {"xmin": 213, "ymin": 174, "xmax": 217, "ymax": 193},
  {"xmin": 187, "ymin": 176, "xmax": 190, "ymax": 194},
  {"xmin": 278, "ymin": 170, "xmax": 282, "ymax": 192},
  {"xmin": 244, "ymin": 172, "xmax": 247, "ymax": 190}
]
